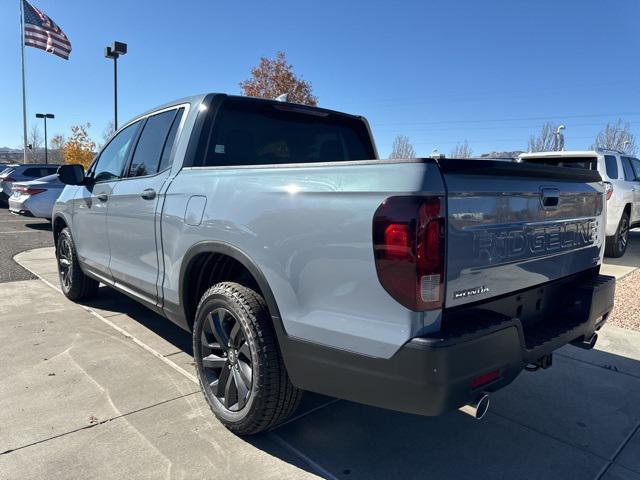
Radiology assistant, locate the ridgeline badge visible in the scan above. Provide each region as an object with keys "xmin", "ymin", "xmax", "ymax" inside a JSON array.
[{"xmin": 454, "ymin": 286, "xmax": 490, "ymax": 300}]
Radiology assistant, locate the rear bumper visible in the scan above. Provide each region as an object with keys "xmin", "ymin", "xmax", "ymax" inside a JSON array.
[{"xmin": 282, "ymin": 273, "xmax": 615, "ymax": 416}]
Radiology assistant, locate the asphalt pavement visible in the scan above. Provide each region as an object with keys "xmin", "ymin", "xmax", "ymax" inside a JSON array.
[{"xmin": 0, "ymin": 207, "xmax": 53, "ymax": 283}]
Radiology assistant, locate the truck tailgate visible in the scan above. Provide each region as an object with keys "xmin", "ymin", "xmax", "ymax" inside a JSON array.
[{"xmin": 439, "ymin": 159, "xmax": 604, "ymax": 308}]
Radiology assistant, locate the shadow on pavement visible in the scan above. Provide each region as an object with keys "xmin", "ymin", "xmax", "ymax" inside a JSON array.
[
  {"xmin": 77, "ymin": 284, "xmax": 640, "ymax": 480},
  {"xmin": 606, "ymin": 230, "xmax": 640, "ymax": 269},
  {"xmin": 24, "ymin": 222, "xmax": 52, "ymax": 232}
]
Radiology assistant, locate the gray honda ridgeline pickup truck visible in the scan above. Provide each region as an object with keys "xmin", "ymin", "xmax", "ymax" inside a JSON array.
[{"xmin": 53, "ymin": 93, "xmax": 615, "ymax": 435}]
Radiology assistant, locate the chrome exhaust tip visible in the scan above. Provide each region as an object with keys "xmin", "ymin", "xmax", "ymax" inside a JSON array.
[{"xmin": 459, "ymin": 393, "xmax": 490, "ymax": 420}]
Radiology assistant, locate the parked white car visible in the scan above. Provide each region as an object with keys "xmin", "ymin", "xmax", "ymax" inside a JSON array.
[
  {"xmin": 9, "ymin": 174, "xmax": 65, "ymax": 220},
  {"xmin": 518, "ymin": 149, "xmax": 640, "ymax": 257}
]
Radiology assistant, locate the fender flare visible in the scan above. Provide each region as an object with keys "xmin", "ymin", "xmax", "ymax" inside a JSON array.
[{"xmin": 179, "ymin": 241, "xmax": 284, "ymax": 330}]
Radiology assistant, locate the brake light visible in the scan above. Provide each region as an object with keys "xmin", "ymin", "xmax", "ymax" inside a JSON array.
[
  {"xmin": 373, "ymin": 196, "xmax": 445, "ymax": 311},
  {"xmin": 604, "ymin": 182, "xmax": 613, "ymax": 201},
  {"xmin": 14, "ymin": 186, "xmax": 46, "ymax": 196}
]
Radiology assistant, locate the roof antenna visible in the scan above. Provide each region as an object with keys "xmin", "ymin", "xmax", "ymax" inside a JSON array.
[{"xmin": 275, "ymin": 93, "xmax": 289, "ymax": 102}]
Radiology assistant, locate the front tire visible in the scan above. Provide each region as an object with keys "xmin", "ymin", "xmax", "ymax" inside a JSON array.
[
  {"xmin": 193, "ymin": 282, "xmax": 301, "ymax": 435},
  {"xmin": 56, "ymin": 227, "xmax": 99, "ymax": 300},
  {"xmin": 605, "ymin": 212, "xmax": 630, "ymax": 258}
]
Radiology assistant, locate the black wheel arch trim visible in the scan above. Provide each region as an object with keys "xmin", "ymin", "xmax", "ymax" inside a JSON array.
[{"xmin": 178, "ymin": 241, "xmax": 285, "ymax": 334}]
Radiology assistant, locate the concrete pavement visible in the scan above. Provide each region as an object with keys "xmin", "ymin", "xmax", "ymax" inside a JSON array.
[{"xmin": 2, "ymin": 247, "xmax": 640, "ymax": 479}]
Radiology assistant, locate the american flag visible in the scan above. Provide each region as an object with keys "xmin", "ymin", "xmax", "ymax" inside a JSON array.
[{"xmin": 23, "ymin": 0, "xmax": 71, "ymax": 60}]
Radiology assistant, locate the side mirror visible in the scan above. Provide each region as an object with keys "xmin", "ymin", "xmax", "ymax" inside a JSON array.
[{"xmin": 57, "ymin": 164, "xmax": 85, "ymax": 185}]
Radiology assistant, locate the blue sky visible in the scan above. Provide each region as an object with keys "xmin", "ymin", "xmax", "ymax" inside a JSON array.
[{"xmin": 1, "ymin": 0, "xmax": 639, "ymax": 157}]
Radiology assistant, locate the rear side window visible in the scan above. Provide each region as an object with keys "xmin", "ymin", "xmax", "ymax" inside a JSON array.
[
  {"xmin": 604, "ymin": 155, "xmax": 619, "ymax": 179},
  {"xmin": 127, "ymin": 109, "xmax": 180, "ymax": 178},
  {"xmin": 201, "ymin": 98, "xmax": 374, "ymax": 167},
  {"xmin": 631, "ymin": 158, "xmax": 640, "ymax": 180},
  {"xmin": 621, "ymin": 157, "xmax": 637, "ymax": 181},
  {"xmin": 158, "ymin": 108, "xmax": 184, "ymax": 172},
  {"xmin": 22, "ymin": 167, "xmax": 57, "ymax": 178}
]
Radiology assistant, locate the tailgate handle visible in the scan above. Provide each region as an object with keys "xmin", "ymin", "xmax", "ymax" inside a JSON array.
[{"xmin": 540, "ymin": 188, "xmax": 559, "ymax": 209}]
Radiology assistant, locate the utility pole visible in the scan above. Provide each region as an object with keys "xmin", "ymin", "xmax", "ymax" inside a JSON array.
[
  {"xmin": 104, "ymin": 41, "xmax": 127, "ymax": 130},
  {"xmin": 35, "ymin": 113, "xmax": 54, "ymax": 164}
]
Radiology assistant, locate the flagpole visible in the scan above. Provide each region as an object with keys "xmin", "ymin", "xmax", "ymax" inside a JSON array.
[{"xmin": 19, "ymin": 0, "xmax": 28, "ymax": 163}]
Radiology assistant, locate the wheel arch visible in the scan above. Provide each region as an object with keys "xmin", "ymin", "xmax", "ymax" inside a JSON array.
[
  {"xmin": 179, "ymin": 241, "xmax": 283, "ymax": 332},
  {"xmin": 52, "ymin": 213, "xmax": 71, "ymax": 248}
]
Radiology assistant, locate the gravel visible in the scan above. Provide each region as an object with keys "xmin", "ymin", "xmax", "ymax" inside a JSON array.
[{"xmin": 608, "ymin": 268, "xmax": 640, "ymax": 332}]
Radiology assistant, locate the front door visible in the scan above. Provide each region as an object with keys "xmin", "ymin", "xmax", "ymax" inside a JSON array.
[
  {"xmin": 107, "ymin": 107, "xmax": 184, "ymax": 304},
  {"xmin": 73, "ymin": 121, "xmax": 141, "ymax": 279}
]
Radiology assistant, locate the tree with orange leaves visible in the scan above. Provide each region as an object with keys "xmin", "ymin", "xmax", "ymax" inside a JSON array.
[{"xmin": 240, "ymin": 51, "xmax": 317, "ymax": 106}]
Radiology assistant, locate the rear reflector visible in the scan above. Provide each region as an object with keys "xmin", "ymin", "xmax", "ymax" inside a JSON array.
[
  {"xmin": 470, "ymin": 369, "xmax": 501, "ymax": 389},
  {"xmin": 372, "ymin": 196, "xmax": 445, "ymax": 311}
]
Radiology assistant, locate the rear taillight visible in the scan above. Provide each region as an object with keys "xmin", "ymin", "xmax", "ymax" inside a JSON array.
[
  {"xmin": 14, "ymin": 186, "xmax": 46, "ymax": 196},
  {"xmin": 373, "ymin": 196, "xmax": 445, "ymax": 311},
  {"xmin": 604, "ymin": 182, "xmax": 613, "ymax": 201},
  {"xmin": 3, "ymin": 176, "xmax": 16, "ymax": 183}
]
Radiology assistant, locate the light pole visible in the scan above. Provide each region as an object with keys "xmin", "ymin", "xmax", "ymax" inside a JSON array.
[
  {"xmin": 104, "ymin": 41, "xmax": 127, "ymax": 130},
  {"xmin": 35, "ymin": 113, "xmax": 54, "ymax": 164}
]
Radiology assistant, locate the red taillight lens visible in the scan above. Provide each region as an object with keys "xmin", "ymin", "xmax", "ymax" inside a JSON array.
[
  {"xmin": 373, "ymin": 196, "xmax": 445, "ymax": 311},
  {"xmin": 604, "ymin": 182, "xmax": 613, "ymax": 201},
  {"xmin": 14, "ymin": 186, "xmax": 46, "ymax": 196},
  {"xmin": 384, "ymin": 224, "xmax": 410, "ymax": 260}
]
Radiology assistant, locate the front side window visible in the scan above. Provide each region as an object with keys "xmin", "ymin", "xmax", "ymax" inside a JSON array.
[
  {"xmin": 127, "ymin": 110, "xmax": 178, "ymax": 178},
  {"xmin": 604, "ymin": 155, "xmax": 619, "ymax": 179},
  {"xmin": 201, "ymin": 98, "xmax": 374, "ymax": 167},
  {"xmin": 92, "ymin": 121, "xmax": 141, "ymax": 182},
  {"xmin": 621, "ymin": 157, "xmax": 636, "ymax": 181}
]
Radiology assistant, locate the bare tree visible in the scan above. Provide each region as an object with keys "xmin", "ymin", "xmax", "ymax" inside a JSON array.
[
  {"xmin": 240, "ymin": 51, "xmax": 317, "ymax": 106},
  {"xmin": 528, "ymin": 122, "xmax": 562, "ymax": 152},
  {"xmin": 450, "ymin": 140, "xmax": 473, "ymax": 158},
  {"xmin": 101, "ymin": 120, "xmax": 115, "ymax": 147},
  {"xmin": 27, "ymin": 124, "xmax": 44, "ymax": 162},
  {"xmin": 592, "ymin": 120, "xmax": 637, "ymax": 155},
  {"xmin": 49, "ymin": 134, "xmax": 66, "ymax": 164},
  {"xmin": 389, "ymin": 134, "xmax": 416, "ymax": 159}
]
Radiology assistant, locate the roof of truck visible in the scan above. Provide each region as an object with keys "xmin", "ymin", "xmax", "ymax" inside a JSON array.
[{"xmin": 519, "ymin": 148, "xmax": 626, "ymax": 159}]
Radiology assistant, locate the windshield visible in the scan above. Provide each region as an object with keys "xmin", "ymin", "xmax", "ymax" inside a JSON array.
[
  {"xmin": 201, "ymin": 98, "xmax": 375, "ymax": 167},
  {"xmin": 520, "ymin": 156, "xmax": 598, "ymax": 170}
]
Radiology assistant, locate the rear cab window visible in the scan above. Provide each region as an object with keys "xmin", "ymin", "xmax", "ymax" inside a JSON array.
[
  {"xmin": 200, "ymin": 98, "xmax": 374, "ymax": 167},
  {"xmin": 604, "ymin": 155, "xmax": 619, "ymax": 179}
]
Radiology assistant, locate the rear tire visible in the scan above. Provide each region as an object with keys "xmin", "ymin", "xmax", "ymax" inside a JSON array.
[
  {"xmin": 193, "ymin": 282, "xmax": 301, "ymax": 435},
  {"xmin": 56, "ymin": 227, "xmax": 99, "ymax": 300},
  {"xmin": 605, "ymin": 212, "xmax": 630, "ymax": 258}
]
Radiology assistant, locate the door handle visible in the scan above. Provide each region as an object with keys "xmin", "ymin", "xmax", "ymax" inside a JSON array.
[
  {"xmin": 96, "ymin": 193, "xmax": 108, "ymax": 202},
  {"xmin": 140, "ymin": 188, "xmax": 156, "ymax": 200}
]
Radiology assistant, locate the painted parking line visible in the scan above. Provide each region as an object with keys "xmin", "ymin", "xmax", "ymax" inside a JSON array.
[
  {"xmin": 15, "ymin": 251, "xmax": 343, "ymax": 478},
  {"xmin": 0, "ymin": 230, "xmax": 36, "ymax": 234}
]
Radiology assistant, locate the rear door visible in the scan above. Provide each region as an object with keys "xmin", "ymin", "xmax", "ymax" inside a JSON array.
[
  {"xmin": 107, "ymin": 107, "xmax": 184, "ymax": 304},
  {"xmin": 439, "ymin": 160, "xmax": 604, "ymax": 307},
  {"xmin": 629, "ymin": 158, "xmax": 640, "ymax": 224},
  {"xmin": 623, "ymin": 157, "xmax": 640, "ymax": 223}
]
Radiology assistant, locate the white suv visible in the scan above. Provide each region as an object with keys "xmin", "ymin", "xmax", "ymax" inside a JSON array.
[{"xmin": 519, "ymin": 149, "xmax": 640, "ymax": 257}]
